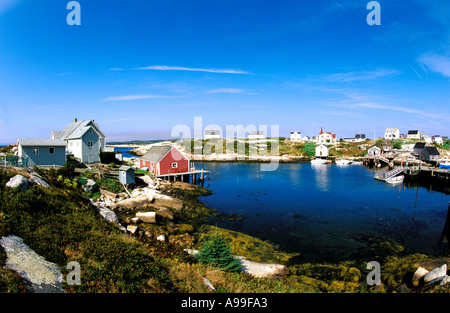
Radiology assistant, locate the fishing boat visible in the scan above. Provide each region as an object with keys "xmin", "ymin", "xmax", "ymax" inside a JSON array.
[
  {"xmin": 439, "ymin": 161, "xmax": 450, "ymax": 169},
  {"xmin": 311, "ymin": 158, "xmax": 328, "ymax": 164},
  {"xmin": 335, "ymin": 159, "xmax": 352, "ymax": 165},
  {"xmin": 385, "ymin": 175, "xmax": 404, "ymax": 184}
]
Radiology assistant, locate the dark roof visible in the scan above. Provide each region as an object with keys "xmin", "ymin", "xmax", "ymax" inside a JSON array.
[
  {"xmin": 355, "ymin": 134, "xmax": 365, "ymax": 139},
  {"xmin": 119, "ymin": 166, "xmax": 133, "ymax": 172},
  {"xmin": 140, "ymin": 146, "xmax": 173, "ymax": 163},
  {"xmin": 408, "ymin": 130, "xmax": 419, "ymax": 135},
  {"xmin": 424, "ymin": 147, "xmax": 440, "ymax": 156},
  {"xmin": 414, "ymin": 142, "xmax": 427, "ymax": 149}
]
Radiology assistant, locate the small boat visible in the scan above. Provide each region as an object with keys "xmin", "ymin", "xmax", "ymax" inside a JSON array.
[
  {"xmin": 351, "ymin": 161, "xmax": 363, "ymax": 165},
  {"xmin": 386, "ymin": 175, "xmax": 404, "ymax": 184},
  {"xmin": 439, "ymin": 161, "xmax": 450, "ymax": 169},
  {"xmin": 335, "ymin": 159, "xmax": 352, "ymax": 165},
  {"xmin": 311, "ymin": 158, "xmax": 328, "ymax": 164}
]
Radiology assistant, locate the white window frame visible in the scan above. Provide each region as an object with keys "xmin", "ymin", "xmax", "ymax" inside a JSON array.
[
  {"xmin": 171, "ymin": 162, "xmax": 178, "ymax": 169},
  {"xmin": 33, "ymin": 147, "xmax": 39, "ymax": 155},
  {"xmin": 88, "ymin": 141, "xmax": 94, "ymax": 148}
]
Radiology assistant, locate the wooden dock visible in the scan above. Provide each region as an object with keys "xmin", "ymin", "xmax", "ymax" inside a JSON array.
[{"xmin": 403, "ymin": 166, "xmax": 450, "ymax": 183}]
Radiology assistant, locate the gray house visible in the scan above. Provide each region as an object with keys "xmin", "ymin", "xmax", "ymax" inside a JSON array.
[
  {"xmin": 420, "ymin": 147, "xmax": 440, "ymax": 163},
  {"xmin": 119, "ymin": 166, "xmax": 135, "ymax": 185},
  {"xmin": 413, "ymin": 142, "xmax": 427, "ymax": 157},
  {"xmin": 17, "ymin": 139, "xmax": 67, "ymax": 167},
  {"xmin": 51, "ymin": 119, "xmax": 106, "ymax": 163}
]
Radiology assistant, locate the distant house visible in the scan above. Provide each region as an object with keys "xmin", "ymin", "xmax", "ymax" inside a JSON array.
[
  {"xmin": 368, "ymin": 146, "xmax": 382, "ymax": 156},
  {"xmin": 204, "ymin": 129, "xmax": 221, "ymax": 140},
  {"xmin": 51, "ymin": 118, "xmax": 106, "ymax": 163},
  {"xmin": 302, "ymin": 136, "xmax": 310, "ymax": 142},
  {"xmin": 119, "ymin": 166, "xmax": 135, "ymax": 185},
  {"xmin": 318, "ymin": 127, "xmax": 336, "ymax": 146},
  {"xmin": 17, "ymin": 138, "xmax": 67, "ymax": 167},
  {"xmin": 433, "ymin": 136, "xmax": 444, "ymax": 145},
  {"xmin": 344, "ymin": 134, "xmax": 366, "ymax": 143},
  {"xmin": 290, "ymin": 131, "xmax": 302, "ymax": 142},
  {"xmin": 421, "ymin": 146, "xmax": 440, "ymax": 163},
  {"xmin": 413, "ymin": 142, "xmax": 427, "ymax": 156},
  {"xmin": 385, "ymin": 128, "xmax": 400, "ymax": 140},
  {"xmin": 420, "ymin": 133, "xmax": 432, "ymax": 144},
  {"xmin": 315, "ymin": 144, "xmax": 329, "ymax": 158},
  {"xmin": 139, "ymin": 146, "xmax": 190, "ymax": 176},
  {"xmin": 248, "ymin": 131, "xmax": 265, "ymax": 140},
  {"xmin": 382, "ymin": 139, "xmax": 393, "ymax": 154},
  {"xmin": 407, "ymin": 130, "xmax": 421, "ymax": 140}
]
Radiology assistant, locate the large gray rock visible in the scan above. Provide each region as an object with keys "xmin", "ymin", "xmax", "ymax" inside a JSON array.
[
  {"xmin": 29, "ymin": 173, "xmax": 50, "ymax": 188},
  {"xmin": 424, "ymin": 264, "xmax": 447, "ymax": 283},
  {"xmin": 6, "ymin": 175, "xmax": 33, "ymax": 190},
  {"xmin": 0, "ymin": 235, "xmax": 64, "ymax": 293},
  {"xmin": 98, "ymin": 206, "xmax": 119, "ymax": 223},
  {"xmin": 236, "ymin": 256, "xmax": 290, "ymax": 279}
]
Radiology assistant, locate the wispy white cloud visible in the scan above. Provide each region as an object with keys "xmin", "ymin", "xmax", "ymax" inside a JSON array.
[
  {"xmin": 110, "ymin": 68, "xmax": 126, "ymax": 71},
  {"xmin": 136, "ymin": 65, "xmax": 250, "ymax": 75},
  {"xmin": 324, "ymin": 68, "xmax": 399, "ymax": 82},
  {"xmin": 102, "ymin": 94, "xmax": 174, "ymax": 101},
  {"xmin": 417, "ymin": 52, "xmax": 450, "ymax": 78},
  {"xmin": 206, "ymin": 88, "xmax": 247, "ymax": 94}
]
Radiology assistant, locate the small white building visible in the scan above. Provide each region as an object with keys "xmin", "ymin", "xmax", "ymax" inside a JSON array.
[
  {"xmin": 433, "ymin": 136, "xmax": 444, "ymax": 145},
  {"xmin": 318, "ymin": 132, "xmax": 336, "ymax": 146},
  {"xmin": 315, "ymin": 144, "xmax": 329, "ymax": 158},
  {"xmin": 367, "ymin": 146, "xmax": 382, "ymax": 156},
  {"xmin": 290, "ymin": 131, "xmax": 302, "ymax": 142},
  {"xmin": 385, "ymin": 128, "xmax": 400, "ymax": 140},
  {"xmin": 204, "ymin": 129, "xmax": 221, "ymax": 139},
  {"xmin": 302, "ymin": 136, "xmax": 310, "ymax": 142}
]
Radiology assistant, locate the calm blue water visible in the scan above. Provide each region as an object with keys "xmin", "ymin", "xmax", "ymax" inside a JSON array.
[
  {"xmin": 198, "ymin": 162, "xmax": 450, "ymax": 263},
  {"xmin": 114, "ymin": 147, "xmax": 135, "ymax": 158}
]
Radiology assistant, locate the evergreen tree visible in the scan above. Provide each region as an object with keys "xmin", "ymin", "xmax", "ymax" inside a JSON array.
[{"xmin": 197, "ymin": 233, "xmax": 242, "ymax": 272}]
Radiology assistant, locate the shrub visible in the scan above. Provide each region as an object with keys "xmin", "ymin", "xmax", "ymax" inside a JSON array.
[{"xmin": 197, "ymin": 233, "xmax": 242, "ymax": 272}]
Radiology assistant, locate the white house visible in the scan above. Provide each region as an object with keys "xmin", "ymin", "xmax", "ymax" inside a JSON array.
[
  {"xmin": 290, "ymin": 131, "xmax": 302, "ymax": 142},
  {"xmin": 344, "ymin": 134, "xmax": 366, "ymax": 143},
  {"xmin": 385, "ymin": 128, "xmax": 400, "ymax": 140},
  {"xmin": 315, "ymin": 144, "xmax": 329, "ymax": 158},
  {"xmin": 318, "ymin": 127, "xmax": 336, "ymax": 146},
  {"xmin": 302, "ymin": 136, "xmax": 310, "ymax": 142},
  {"xmin": 433, "ymin": 136, "xmax": 444, "ymax": 145},
  {"xmin": 407, "ymin": 130, "xmax": 421, "ymax": 140},
  {"xmin": 51, "ymin": 119, "xmax": 106, "ymax": 163},
  {"xmin": 248, "ymin": 131, "xmax": 265, "ymax": 140},
  {"xmin": 204, "ymin": 129, "xmax": 221, "ymax": 139}
]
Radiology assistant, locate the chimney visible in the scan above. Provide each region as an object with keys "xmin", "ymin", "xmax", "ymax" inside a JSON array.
[{"xmin": 75, "ymin": 118, "xmax": 77, "ymax": 122}]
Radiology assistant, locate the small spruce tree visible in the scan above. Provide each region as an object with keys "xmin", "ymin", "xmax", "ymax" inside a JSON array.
[{"xmin": 197, "ymin": 233, "xmax": 242, "ymax": 272}]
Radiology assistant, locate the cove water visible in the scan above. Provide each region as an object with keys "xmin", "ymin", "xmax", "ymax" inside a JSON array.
[{"xmin": 198, "ymin": 162, "xmax": 450, "ymax": 263}]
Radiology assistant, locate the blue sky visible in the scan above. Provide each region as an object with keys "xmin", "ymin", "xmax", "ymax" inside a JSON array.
[{"xmin": 0, "ymin": 0, "xmax": 449, "ymax": 144}]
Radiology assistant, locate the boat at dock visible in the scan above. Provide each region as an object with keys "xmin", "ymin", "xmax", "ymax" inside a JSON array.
[
  {"xmin": 311, "ymin": 158, "xmax": 328, "ymax": 164},
  {"xmin": 335, "ymin": 159, "xmax": 352, "ymax": 165},
  {"xmin": 385, "ymin": 175, "xmax": 404, "ymax": 184},
  {"xmin": 439, "ymin": 161, "xmax": 450, "ymax": 170}
]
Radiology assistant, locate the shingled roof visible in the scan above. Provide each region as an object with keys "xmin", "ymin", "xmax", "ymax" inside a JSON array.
[
  {"xmin": 140, "ymin": 146, "xmax": 173, "ymax": 163},
  {"xmin": 18, "ymin": 138, "xmax": 67, "ymax": 147}
]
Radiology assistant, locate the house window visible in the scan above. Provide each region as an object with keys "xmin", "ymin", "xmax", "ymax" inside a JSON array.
[
  {"xmin": 172, "ymin": 162, "xmax": 178, "ymax": 169},
  {"xmin": 33, "ymin": 148, "xmax": 39, "ymax": 155},
  {"xmin": 49, "ymin": 147, "xmax": 55, "ymax": 155},
  {"xmin": 88, "ymin": 141, "xmax": 94, "ymax": 148}
]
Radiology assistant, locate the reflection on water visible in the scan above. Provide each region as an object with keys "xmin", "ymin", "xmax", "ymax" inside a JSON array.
[
  {"xmin": 311, "ymin": 164, "xmax": 330, "ymax": 192},
  {"xmin": 198, "ymin": 162, "xmax": 450, "ymax": 263}
]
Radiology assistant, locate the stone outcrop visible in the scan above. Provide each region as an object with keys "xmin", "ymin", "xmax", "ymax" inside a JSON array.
[
  {"xmin": 6, "ymin": 175, "xmax": 33, "ymax": 190},
  {"xmin": 0, "ymin": 235, "xmax": 64, "ymax": 293}
]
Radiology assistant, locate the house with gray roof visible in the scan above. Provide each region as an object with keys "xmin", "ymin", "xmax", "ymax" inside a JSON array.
[
  {"xmin": 139, "ymin": 145, "xmax": 190, "ymax": 176},
  {"xmin": 17, "ymin": 138, "xmax": 67, "ymax": 167},
  {"xmin": 51, "ymin": 118, "xmax": 106, "ymax": 163}
]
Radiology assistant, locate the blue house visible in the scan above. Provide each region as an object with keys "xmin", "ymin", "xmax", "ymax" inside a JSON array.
[{"xmin": 17, "ymin": 139, "xmax": 67, "ymax": 167}]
